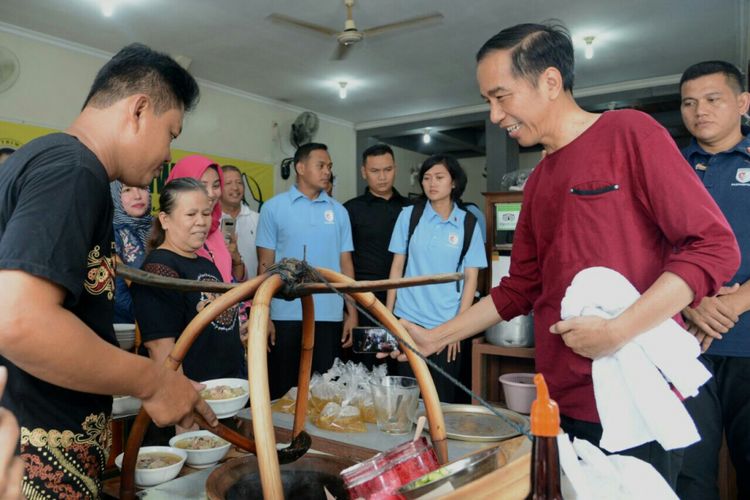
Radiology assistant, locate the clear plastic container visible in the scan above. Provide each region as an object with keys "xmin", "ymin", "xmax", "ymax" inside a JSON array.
[{"xmin": 341, "ymin": 437, "xmax": 439, "ymax": 499}]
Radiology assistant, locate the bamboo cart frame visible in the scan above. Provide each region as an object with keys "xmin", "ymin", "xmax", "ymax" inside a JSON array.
[{"xmin": 117, "ymin": 260, "xmax": 456, "ymax": 500}]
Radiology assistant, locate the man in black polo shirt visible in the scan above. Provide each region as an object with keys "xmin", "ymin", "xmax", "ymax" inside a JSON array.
[{"xmin": 345, "ymin": 144, "xmax": 411, "ymax": 367}]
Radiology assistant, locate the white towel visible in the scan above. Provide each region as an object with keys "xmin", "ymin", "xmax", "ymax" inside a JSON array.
[
  {"xmin": 560, "ymin": 267, "xmax": 710, "ymax": 452},
  {"xmin": 557, "ymin": 433, "xmax": 679, "ymax": 500}
]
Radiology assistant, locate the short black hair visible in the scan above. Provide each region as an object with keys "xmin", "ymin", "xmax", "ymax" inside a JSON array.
[
  {"xmin": 418, "ymin": 154, "xmax": 467, "ymax": 202},
  {"xmin": 680, "ymin": 60, "xmax": 745, "ymax": 93},
  {"xmin": 476, "ymin": 22, "xmax": 575, "ymax": 92},
  {"xmin": 83, "ymin": 43, "xmax": 200, "ymax": 113},
  {"xmin": 0, "ymin": 147, "xmax": 15, "ymax": 156},
  {"xmin": 362, "ymin": 143, "xmax": 394, "ymax": 165},
  {"xmin": 293, "ymin": 142, "xmax": 328, "ymax": 174}
]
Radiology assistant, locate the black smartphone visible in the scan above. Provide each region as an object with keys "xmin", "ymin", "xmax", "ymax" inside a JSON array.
[{"xmin": 352, "ymin": 327, "xmax": 398, "ymax": 354}]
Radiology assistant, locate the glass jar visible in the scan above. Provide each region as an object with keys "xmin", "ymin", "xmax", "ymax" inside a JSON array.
[{"xmin": 341, "ymin": 437, "xmax": 439, "ymax": 499}]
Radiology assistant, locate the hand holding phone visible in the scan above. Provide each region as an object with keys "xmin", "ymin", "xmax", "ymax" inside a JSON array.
[
  {"xmin": 352, "ymin": 327, "xmax": 398, "ymax": 354},
  {"xmin": 221, "ymin": 218, "xmax": 236, "ymax": 244}
]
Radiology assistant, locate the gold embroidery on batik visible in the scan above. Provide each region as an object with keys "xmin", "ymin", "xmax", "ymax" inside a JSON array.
[
  {"xmin": 84, "ymin": 245, "xmax": 115, "ymax": 300},
  {"xmin": 20, "ymin": 412, "xmax": 111, "ymax": 498},
  {"xmin": 48, "ymin": 444, "xmax": 100, "ymax": 496},
  {"xmin": 20, "ymin": 412, "xmax": 111, "ymax": 450}
]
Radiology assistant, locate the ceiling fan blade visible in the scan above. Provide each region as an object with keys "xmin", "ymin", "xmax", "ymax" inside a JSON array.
[
  {"xmin": 267, "ymin": 13, "xmax": 338, "ymax": 37},
  {"xmin": 331, "ymin": 42, "xmax": 353, "ymax": 61},
  {"xmin": 363, "ymin": 12, "xmax": 444, "ymax": 38}
]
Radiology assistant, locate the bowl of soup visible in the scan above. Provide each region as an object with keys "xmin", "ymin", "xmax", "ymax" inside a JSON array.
[
  {"xmin": 115, "ymin": 446, "xmax": 187, "ymax": 487},
  {"xmin": 169, "ymin": 430, "xmax": 231, "ymax": 468},
  {"xmin": 200, "ymin": 378, "xmax": 249, "ymax": 419}
]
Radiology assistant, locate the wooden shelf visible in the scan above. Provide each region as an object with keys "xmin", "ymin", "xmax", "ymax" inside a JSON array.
[
  {"xmin": 471, "ymin": 337, "xmax": 535, "ymax": 406},
  {"xmin": 473, "ymin": 339, "xmax": 535, "ymax": 359},
  {"xmin": 482, "ymin": 191, "xmax": 524, "ymax": 294}
]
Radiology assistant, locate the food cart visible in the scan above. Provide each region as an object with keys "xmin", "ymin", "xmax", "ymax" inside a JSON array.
[{"xmin": 113, "ymin": 259, "xmax": 533, "ymax": 499}]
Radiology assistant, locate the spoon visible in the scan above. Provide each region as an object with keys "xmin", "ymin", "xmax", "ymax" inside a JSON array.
[
  {"xmin": 388, "ymin": 394, "xmax": 404, "ymax": 423},
  {"xmin": 413, "ymin": 415, "xmax": 426, "ymax": 441}
]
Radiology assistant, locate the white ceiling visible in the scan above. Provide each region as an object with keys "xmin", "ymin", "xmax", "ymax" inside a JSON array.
[{"xmin": 0, "ymin": 0, "xmax": 747, "ymax": 125}]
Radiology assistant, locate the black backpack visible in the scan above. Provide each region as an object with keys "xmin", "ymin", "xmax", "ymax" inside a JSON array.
[{"xmin": 404, "ymin": 199, "xmax": 477, "ymax": 292}]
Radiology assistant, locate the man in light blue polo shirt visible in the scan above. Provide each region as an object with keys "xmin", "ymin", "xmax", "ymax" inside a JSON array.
[
  {"xmin": 676, "ymin": 60, "xmax": 750, "ymax": 500},
  {"xmin": 257, "ymin": 143, "xmax": 357, "ymax": 399}
]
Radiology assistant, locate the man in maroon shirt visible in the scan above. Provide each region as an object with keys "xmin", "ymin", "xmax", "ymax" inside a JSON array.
[{"xmin": 393, "ymin": 23, "xmax": 740, "ymax": 487}]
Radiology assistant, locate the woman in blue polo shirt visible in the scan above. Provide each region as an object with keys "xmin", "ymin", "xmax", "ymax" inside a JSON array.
[{"xmin": 387, "ymin": 154, "xmax": 487, "ymax": 403}]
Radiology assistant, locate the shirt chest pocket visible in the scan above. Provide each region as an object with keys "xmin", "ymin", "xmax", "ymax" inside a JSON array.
[
  {"xmin": 569, "ymin": 180, "xmax": 620, "ymax": 197},
  {"xmin": 563, "ymin": 180, "xmax": 623, "ymax": 240}
]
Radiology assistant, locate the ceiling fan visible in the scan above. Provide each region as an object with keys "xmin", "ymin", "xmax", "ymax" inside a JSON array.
[{"xmin": 268, "ymin": 0, "xmax": 444, "ymax": 60}]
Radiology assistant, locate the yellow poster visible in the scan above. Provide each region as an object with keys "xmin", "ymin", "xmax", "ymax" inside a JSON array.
[{"xmin": 0, "ymin": 119, "xmax": 273, "ymax": 212}]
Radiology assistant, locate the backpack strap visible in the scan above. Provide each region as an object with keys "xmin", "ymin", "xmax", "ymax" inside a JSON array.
[
  {"xmin": 403, "ymin": 199, "xmax": 478, "ymax": 293},
  {"xmin": 403, "ymin": 199, "xmax": 427, "ymax": 273},
  {"xmin": 455, "ymin": 208, "xmax": 477, "ymax": 292}
]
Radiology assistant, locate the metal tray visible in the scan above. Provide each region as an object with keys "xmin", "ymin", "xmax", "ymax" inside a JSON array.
[
  {"xmin": 398, "ymin": 445, "xmax": 506, "ymax": 498},
  {"xmin": 418, "ymin": 404, "xmax": 528, "ymax": 442}
]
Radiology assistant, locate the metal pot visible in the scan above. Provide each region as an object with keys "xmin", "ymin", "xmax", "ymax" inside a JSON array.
[
  {"xmin": 486, "ymin": 314, "xmax": 534, "ymax": 347},
  {"xmin": 206, "ymin": 454, "xmax": 355, "ymax": 500}
]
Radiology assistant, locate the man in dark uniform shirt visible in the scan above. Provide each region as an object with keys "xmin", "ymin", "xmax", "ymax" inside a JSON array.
[{"xmin": 344, "ymin": 144, "xmax": 411, "ymax": 367}]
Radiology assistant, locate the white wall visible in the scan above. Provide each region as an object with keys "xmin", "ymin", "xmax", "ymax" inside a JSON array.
[
  {"xmin": 456, "ymin": 157, "xmax": 486, "ymax": 208},
  {"xmin": 0, "ymin": 28, "xmax": 357, "ymax": 200},
  {"xmin": 519, "ymin": 151, "xmax": 543, "ymax": 171},
  {"xmin": 390, "ymin": 145, "xmax": 427, "ymax": 199}
]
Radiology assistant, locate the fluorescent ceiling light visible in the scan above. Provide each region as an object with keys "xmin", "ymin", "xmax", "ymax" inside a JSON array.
[
  {"xmin": 584, "ymin": 36, "xmax": 595, "ymax": 60},
  {"xmin": 422, "ymin": 128, "xmax": 431, "ymax": 144}
]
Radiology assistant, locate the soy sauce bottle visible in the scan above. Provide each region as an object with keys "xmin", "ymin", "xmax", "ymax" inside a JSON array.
[{"xmin": 527, "ymin": 373, "xmax": 562, "ymax": 500}]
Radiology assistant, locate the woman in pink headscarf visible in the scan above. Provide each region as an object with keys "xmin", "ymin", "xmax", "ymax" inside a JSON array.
[{"xmin": 167, "ymin": 155, "xmax": 246, "ymax": 282}]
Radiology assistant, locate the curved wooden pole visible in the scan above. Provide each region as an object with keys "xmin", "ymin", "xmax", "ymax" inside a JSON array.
[
  {"xmin": 119, "ymin": 262, "xmax": 451, "ymax": 499},
  {"xmin": 117, "ymin": 261, "xmax": 462, "ymax": 296},
  {"xmin": 315, "ymin": 269, "xmax": 449, "ymax": 465},
  {"xmin": 292, "ymin": 273, "xmax": 463, "ymax": 295},
  {"xmin": 120, "ymin": 273, "xmax": 268, "ymax": 499},
  {"xmin": 293, "ymin": 296, "xmax": 314, "ymax": 438},
  {"xmin": 247, "ymin": 274, "xmax": 285, "ymax": 499}
]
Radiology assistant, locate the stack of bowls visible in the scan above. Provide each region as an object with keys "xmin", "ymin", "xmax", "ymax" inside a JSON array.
[{"xmin": 113, "ymin": 323, "xmax": 136, "ymax": 351}]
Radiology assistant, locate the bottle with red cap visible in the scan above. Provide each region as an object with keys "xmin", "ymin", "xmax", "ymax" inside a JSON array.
[{"xmin": 527, "ymin": 373, "xmax": 562, "ymax": 500}]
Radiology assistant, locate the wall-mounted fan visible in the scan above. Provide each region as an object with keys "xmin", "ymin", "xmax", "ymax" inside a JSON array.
[
  {"xmin": 268, "ymin": 0, "xmax": 443, "ymax": 60},
  {"xmin": 281, "ymin": 111, "xmax": 321, "ymax": 180},
  {"xmin": 290, "ymin": 111, "xmax": 320, "ymax": 148},
  {"xmin": 0, "ymin": 47, "xmax": 20, "ymax": 94}
]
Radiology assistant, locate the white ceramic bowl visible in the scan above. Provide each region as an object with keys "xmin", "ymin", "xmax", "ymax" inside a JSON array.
[
  {"xmin": 113, "ymin": 323, "xmax": 136, "ymax": 350},
  {"xmin": 200, "ymin": 378, "xmax": 249, "ymax": 419},
  {"xmin": 112, "ymin": 395, "xmax": 141, "ymax": 416},
  {"xmin": 114, "ymin": 446, "xmax": 187, "ymax": 487},
  {"xmin": 169, "ymin": 430, "xmax": 231, "ymax": 468}
]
